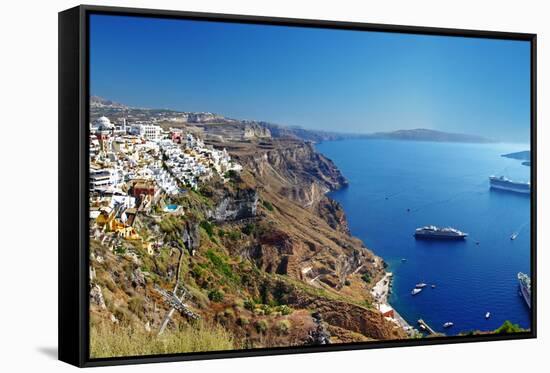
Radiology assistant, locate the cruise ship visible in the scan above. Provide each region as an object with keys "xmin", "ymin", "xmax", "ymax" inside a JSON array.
[
  {"xmin": 489, "ymin": 176, "xmax": 530, "ymax": 194},
  {"xmin": 414, "ymin": 226, "xmax": 468, "ymax": 240},
  {"xmin": 518, "ymin": 272, "xmax": 531, "ymax": 309}
]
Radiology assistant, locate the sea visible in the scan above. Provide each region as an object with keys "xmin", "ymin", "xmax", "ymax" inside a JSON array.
[{"xmin": 316, "ymin": 139, "xmax": 532, "ymax": 335}]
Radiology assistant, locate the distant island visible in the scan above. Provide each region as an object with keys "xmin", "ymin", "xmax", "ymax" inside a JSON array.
[
  {"xmin": 502, "ymin": 151, "xmax": 530, "ymax": 166},
  {"xmin": 365, "ymin": 128, "xmax": 495, "ymax": 144},
  {"xmin": 502, "ymin": 150, "xmax": 530, "ymax": 160}
]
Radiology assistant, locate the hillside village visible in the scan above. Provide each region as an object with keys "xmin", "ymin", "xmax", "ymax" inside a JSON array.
[{"xmin": 89, "ymin": 115, "xmax": 243, "ymax": 240}]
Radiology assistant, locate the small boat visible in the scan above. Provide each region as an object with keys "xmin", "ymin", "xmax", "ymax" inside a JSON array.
[
  {"xmin": 511, "ymin": 233, "xmax": 518, "ymax": 240},
  {"xmin": 401, "ymin": 258, "xmax": 407, "ymax": 262},
  {"xmin": 419, "ymin": 324, "xmax": 427, "ymax": 331},
  {"xmin": 443, "ymin": 322, "xmax": 454, "ymax": 328},
  {"xmin": 416, "ymin": 283, "xmax": 427, "ymax": 289},
  {"xmin": 411, "ymin": 288, "xmax": 422, "ymax": 295},
  {"xmin": 431, "ymin": 284, "xmax": 436, "ymax": 289},
  {"xmin": 485, "ymin": 312, "xmax": 491, "ymax": 319}
]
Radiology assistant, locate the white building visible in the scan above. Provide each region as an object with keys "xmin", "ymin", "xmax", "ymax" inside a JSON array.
[
  {"xmin": 89, "ymin": 166, "xmax": 121, "ymax": 192},
  {"xmin": 136, "ymin": 124, "xmax": 162, "ymax": 141}
]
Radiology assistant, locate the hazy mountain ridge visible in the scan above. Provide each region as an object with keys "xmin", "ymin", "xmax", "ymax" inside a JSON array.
[
  {"xmin": 91, "ymin": 96, "xmax": 492, "ymax": 144},
  {"xmin": 366, "ymin": 128, "xmax": 495, "ymax": 143}
]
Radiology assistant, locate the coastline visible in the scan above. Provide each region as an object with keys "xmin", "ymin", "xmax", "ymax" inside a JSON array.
[
  {"xmin": 317, "ymin": 142, "xmax": 415, "ymax": 338},
  {"xmin": 371, "ymin": 272, "xmax": 417, "ymax": 337}
]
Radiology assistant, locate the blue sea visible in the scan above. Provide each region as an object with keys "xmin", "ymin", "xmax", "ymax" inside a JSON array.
[{"xmin": 316, "ymin": 139, "xmax": 531, "ymax": 335}]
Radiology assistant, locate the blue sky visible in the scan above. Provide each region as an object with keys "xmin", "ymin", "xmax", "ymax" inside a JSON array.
[{"xmin": 90, "ymin": 14, "xmax": 531, "ymax": 142}]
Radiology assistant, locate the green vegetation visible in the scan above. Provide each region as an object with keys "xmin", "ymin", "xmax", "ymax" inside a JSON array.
[
  {"xmin": 226, "ymin": 230, "xmax": 241, "ymax": 241},
  {"xmin": 200, "ymin": 221, "xmax": 215, "ymax": 238},
  {"xmin": 208, "ymin": 289, "xmax": 225, "ymax": 302},
  {"xmin": 159, "ymin": 215, "xmax": 184, "ymax": 234},
  {"xmin": 224, "ymin": 170, "xmax": 240, "ymax": 181},
  {"xmin": 276, "ymin": 319, "xmax": 291, "ymax": 335},
  {"xmin": 361, "ymin": 273, "xmax": 371, "ymax": 283},
  {"xmin": 205, "ymin": 249, "xmax": 238, "ymax": 283},
  {"xmin": 241, "ymin": 223, "xmax": 257, "ymax": 236},
  {"xmin": 277, "ymin": 305, "xmax": 293, "ymax": 316},
  {"xmin": 262, "ymin": 200, "xmax": 274, "ymax": 211},
  {"xmin": 254, "ymin": 319, "xmax": 269, "ymax": 334},
  {"xmin": 90, "ymin": 320, "xmax": 234, "ymax": 358},
  {"xmin": 243, "ymin": 299, "xmax": 255, "ymax": 311},
  {"xmin": 495, "ymin": 320, "xmax": 525, "ymax": 334},
  {"xmin": 237, "ymin": 316, "xmax": 250, "ymax": 326}
]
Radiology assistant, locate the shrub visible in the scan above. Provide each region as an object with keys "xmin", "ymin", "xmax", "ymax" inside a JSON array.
[
  {"xmin": 227, "ymin": 230, "xmax": 241, "ymax": 241},
  {"xmin": 237, "ymin": 316, "xmax": 250, "ymax": 326},
  {"xmin": 223, "ymin": 308, "xmax": 235, "ymax": 319},
  {"xmin": 200, "ymin": 221, "xmax": 215, "ymax": 238},
  {"xmin": 191, "ymin": 265, "xmax": 205, "ymax": 280},
  {"xmin": 262, "ymin": 200, "xmax": 274, "ymax": 211},
  {"xmin": 261, "ymin": 304, "xmax": 273, "ymax": 316},
  {"xmin": 254, "ymin": 320, "xmax": 269, "ymax": 334},
  {"xmin": 276, "ymin": 320, "xmax": 291, "ymax": 335},
  {"xmin": 361, "ymin": 273, "xmax": 371, "ymax": 283},
  {"xmin": 495, "ymin": 320, "xmax": 524, "ymax": 334},
  {"xmin": 241, "ymin": 223, "xmax": 256, "ymax": 236},
  {"xmin": 159, "ymin": 215, "xmax": 183, "ymax": 234},
  {"xmin": 277, "ymin": 305, "xmax": 293, "ymax": 316},
  {"xmin": 205, "ymin": 249, "xmax": 236, "ymax": 282},
  {"xmin": 224, "ymin": 170, "xmax": 240, "ymax": 181},
  {"xmin": 243, "ymin": 299, "xmax": 255, "ymax": 311},
  {"xmin": 208, "ymin": 289, "xmax": 224, "ymax": 302},
  {"xmin": 253, "ymin": 308, "xmax": 265, "ymax": 316}
]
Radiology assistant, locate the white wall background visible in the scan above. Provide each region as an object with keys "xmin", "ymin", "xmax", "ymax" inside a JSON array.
[{"xmin": 0, "ymin": 0, "xmax": 546, "ymax": 371}]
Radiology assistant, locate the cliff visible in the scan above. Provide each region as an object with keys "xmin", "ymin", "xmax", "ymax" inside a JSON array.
[{"xmin": 89, "ymin": 131, "xmax": 404, "ymax": 357}]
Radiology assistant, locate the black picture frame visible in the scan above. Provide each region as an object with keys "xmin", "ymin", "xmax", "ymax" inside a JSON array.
[{"xmin": 59, "ymin": 4, "xmax": 537, "ymax": 368}]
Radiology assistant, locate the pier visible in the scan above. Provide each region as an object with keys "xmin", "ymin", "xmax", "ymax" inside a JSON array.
[{"xmin": 417, "ymin": 319, "xmax": 437, "ymax": 335}]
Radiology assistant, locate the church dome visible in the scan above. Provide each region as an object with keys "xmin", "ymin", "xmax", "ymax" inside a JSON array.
[{"xmin": 95, "ymin": 116, "xmax": 114, "ymax": 130}]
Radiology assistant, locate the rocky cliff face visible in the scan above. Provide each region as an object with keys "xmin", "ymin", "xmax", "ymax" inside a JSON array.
[
  {"xmin": 209, "ymin": 188, "xmax": 259, "ymax": 222},
  {"xmin": 228, "ymin": 138, "xmax": 384, "ymax": 299},
  {"xmin": 242, "ymin": 123, "xmax": 272, "ymax": 139},
  {"xmin": 237, "ymin": 140, "xmax": 347, "ymax": 207},
  {"xmin": 180, "ymin": 221, "xmax": 200, "ymax": 254}
]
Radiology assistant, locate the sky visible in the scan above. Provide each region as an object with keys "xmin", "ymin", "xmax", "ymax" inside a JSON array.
[{"xmin": 90, "ymin": 14, "xmax": 531, "ymax": 142}]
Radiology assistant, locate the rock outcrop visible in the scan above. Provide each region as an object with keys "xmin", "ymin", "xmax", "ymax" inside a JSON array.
[
  {"xmin": 210, "ymin": 188, "xmax": 259, "ymax": 222},
  {"xmin": 90, "ymin": 284, "xmax": 106, "ymax": 309},
  {"xmin": 181, "ymin": 221, "xmax": 200, "ymax": 254},
  {"xmin": 237, "ymin": 140, "xmax": 347, "ymax": 209},
  {"xmin": 307, "ymin": 311, "xmax": 331, "ymax": 345}
]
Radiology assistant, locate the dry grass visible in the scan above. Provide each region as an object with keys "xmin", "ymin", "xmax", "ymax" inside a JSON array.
[{"xmin": 90, "ymin": 320, "xmax": 235, "ymax": 358}]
